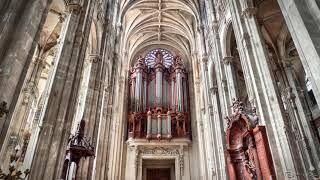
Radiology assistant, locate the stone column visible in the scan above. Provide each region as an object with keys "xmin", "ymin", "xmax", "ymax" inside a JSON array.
[
  {"xmin": 190, "ymin": 52, "xmax": 208, "ymax": 179},
  {"xmin": 284, "ymin": 60, "xmax": 320, "ymax": 176},
  {"xmin": 200, "ymin": 56, "xmax": 217, "ymax": 180},
  {"xmin": 203, "ymin": 2, "xmax": 228, "ymax": 179},
  {"xmin": 107, "ymin": 43, "xmax": 127, "ymax": 179},
  {"xmin": 0, "ymin": 0, "xmax": 53, "ymax": 149},
  {"xmin": 210, "ymin": 22, "xmax": 230, "ymax": 121},
  {"xmin": 74, "ymin": 54, "xmax": 101, "ymax": 179},
  {"xmin": 29, "ymin": 0, "xmax": 97, "ymax": 179},
  {"xmin": 277, "ymin": 0, "xmax": 320, "ymax": 105},
  {"xmin": 22, "ymin": 45, "xmax": 61, "ymax": 171},
  {"xmin": 223, "ymin": 56, "xmax": 239, "ymax": 103},
  {"xmin": 0, "ymin": 0, "xmax": 28, "ymax": 61},
  {"xmin": 228, "ymin": 0, "xmax": 304, "ymax": 178}
]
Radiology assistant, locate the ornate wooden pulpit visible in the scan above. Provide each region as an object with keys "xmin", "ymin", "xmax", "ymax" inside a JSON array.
[{"xmin": 225, "ymin": 99, "xmax": 276, "ymax": 180}]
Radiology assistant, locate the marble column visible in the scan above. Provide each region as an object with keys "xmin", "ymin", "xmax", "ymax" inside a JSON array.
[
  {"xmin": 29, "ymin": 0, "xmax": 97, "ymax": 179},
  {"xmin": 228, "ymin": 0, "xmax": 304, "ymax": 178},
  {"xmin": 277, "ymin": 0, "xmax": 320, "ymax": 106},
  {"xmin": 0, "ymin": 0, "xmax": 53, "ymax": 149}
]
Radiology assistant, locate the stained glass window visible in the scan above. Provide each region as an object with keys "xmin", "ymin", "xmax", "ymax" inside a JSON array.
[{"xmin": 145, "ymin": 48, "xmax": 174, "ymax": 68}]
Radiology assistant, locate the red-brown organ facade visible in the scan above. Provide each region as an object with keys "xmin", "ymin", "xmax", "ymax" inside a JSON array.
[{"xmin": 128, "ymin": 49, "xmax": 190, "ymax": 140}]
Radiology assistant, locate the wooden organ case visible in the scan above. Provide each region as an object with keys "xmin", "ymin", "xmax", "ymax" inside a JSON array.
[
  {"xmin": 225, "ymin": 99, "xmax": 276, "ymax": 180},
  {"xmin": 128, "ymin": 51, "xmax": 190, "ymax": 140}
]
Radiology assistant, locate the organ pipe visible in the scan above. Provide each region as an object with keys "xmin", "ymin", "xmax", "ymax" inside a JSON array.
[
  {"xmin": 147, "ymin": 111, "xmax": 152, "ymax": 139},
  {"xmin": 167, "ymin": 111, "xmax": 172, "ymax": 139}
]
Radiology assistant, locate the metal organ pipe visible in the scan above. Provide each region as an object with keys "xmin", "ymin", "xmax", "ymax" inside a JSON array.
[
  {"xmin": 157, "ymin": 113, "xmax": 162, "ymax": 139},
  {"xmin": 167, "ymin": 111, "xmax": 172, "ymax": 139},
  {"xmin": 175, "ymin": 57, "xmax": 184, "ymax": 112},
  {"xmin": 147, "ymin": 110, "xmax": 152, "ymax": 139},
  {"xmin": 133, "ymin": 57, "xmax": 146, "ymax": 112},
  {"xmin": 135, "ymin": 72, "xmax": 142, "ymax": 112},
  {"xmin": 155, "ymin": 53, "xmax": 164, "ymax": 109},
  {"xmin": 171, "ymin": 79, "xmax": 175, "ymax": 111},
  {"xmin": 131, "ymin": 78, "xmax": 136, "ymax": 112}
]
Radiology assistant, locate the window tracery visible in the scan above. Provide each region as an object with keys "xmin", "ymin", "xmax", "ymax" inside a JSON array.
[{"xmin": 145, "ymin": 48, "xmax": 174, "ymax": 68}]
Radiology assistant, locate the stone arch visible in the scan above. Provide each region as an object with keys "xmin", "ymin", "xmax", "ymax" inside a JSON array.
[{"xmin": 222, "ymin": 19, "xmax": 234, "ymax": 58}]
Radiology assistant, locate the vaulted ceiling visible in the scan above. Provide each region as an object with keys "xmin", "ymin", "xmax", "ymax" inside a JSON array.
[{"xmin": 119, "ymin": 0, "xmax": 201, "ymax": 63}]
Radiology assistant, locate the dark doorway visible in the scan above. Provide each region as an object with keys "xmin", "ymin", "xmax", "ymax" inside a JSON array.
[{"xmin": 146, "ymin": 168, "xmax": 171, "ymax": 180}]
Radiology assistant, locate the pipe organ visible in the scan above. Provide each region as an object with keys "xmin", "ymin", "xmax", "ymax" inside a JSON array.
[{"xmin": 128, "ymin": 51, "xmax": 190, "ymax": 140}]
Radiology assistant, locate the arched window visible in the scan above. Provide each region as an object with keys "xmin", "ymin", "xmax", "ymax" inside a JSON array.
[
  {"xmin": 128, "ymin": 49, "xmax": 190, "ymax": 140},
  {"xmin": 145, "ymin": 48, "xmax": 174, "ymax": 68}
]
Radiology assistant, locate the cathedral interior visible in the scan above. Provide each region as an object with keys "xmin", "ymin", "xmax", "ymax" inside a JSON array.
[{"xmin": 0, "ymin": 0, "xmax": 320, "ymax": 179}]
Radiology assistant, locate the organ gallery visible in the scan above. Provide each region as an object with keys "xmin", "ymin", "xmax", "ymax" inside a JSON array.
[{"xmin": 0, "ymin": 0, "xmax": 320, "ymax": 179}]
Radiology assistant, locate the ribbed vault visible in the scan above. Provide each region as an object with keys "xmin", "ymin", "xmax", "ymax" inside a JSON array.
[{"xmin": 119, "ymin": 0, "xmax": 200, "ymax": 66}]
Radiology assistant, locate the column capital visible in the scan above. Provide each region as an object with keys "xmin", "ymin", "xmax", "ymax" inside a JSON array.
[
  {"xmin": 202, "ymin": 54, "xmax": 208, "ymax": 63},
  {"xmin": 283, "ymin": 60, "xmax": 294, "ymax": 70},
  {"xmin": 0, "ymin": 101, "xmax": 9, "ymax": 118},
  {"xmin": 242, "ymin": 32, "xmax": 252, "ymax": 49},
  {"xmin": 117, "ymin": 22, "xmax": 122, "ymax": 31},
  {"xmin": 202, "ymin": 55, "xmax": 209, "ymax": 71},
  {"xmin": 210, "ymin": 85, "xmax": 218, "ymax": 95},
  {"xmin": 284, "ymin": 87, "xmax": 296, "ymax": 101},
  {"xmin": 89, "ymin": 54, "xmax": 101, "ymax": 63},
  {"xmin": 242, "ymin": 7, "xmax": 257, "ymax": 19},
  {"xmin": 197, "ymin": 24, "xmax": 205, "ymax": 32},
  {"xmin": 212, "ymin": 20, "xmax": 219, "ymax": 34},
  {"xmin": 58, "ymin": 14, "xmax": 66, "ymax": 23},
  {"xmin": 222, "ymin": 56, "xmax": 235, "ymax": 65},
  {"xmin": 66, "ymin": 1, "xmax": 82, "ymax": 14}
]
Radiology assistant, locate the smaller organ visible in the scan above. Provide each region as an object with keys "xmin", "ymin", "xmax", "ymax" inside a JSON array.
[{"xmin": 128, "ymin": 50, "xmax": 190, "ymax": 140}]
